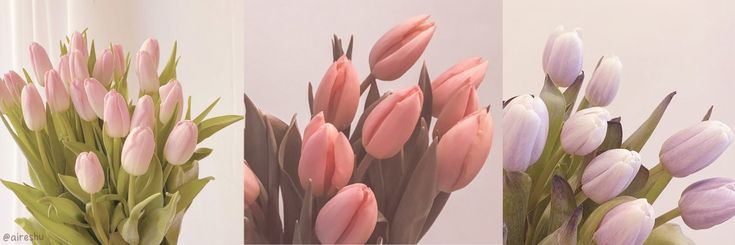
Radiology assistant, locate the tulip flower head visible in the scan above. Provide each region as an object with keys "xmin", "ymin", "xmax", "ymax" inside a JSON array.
[
  {"xmin": 313, "ymin": 55, "xmax": 360, "ymax": 130},
  {"xmin": 29, "ymin": 42, "xmax": 53, "ymax": 86},
  {"xmin": 434, "ymin": 82, "xmax": 479, "ymax": 137},
  {"xmin": 70, "ymin": 80, "xmax": 97, "ymax": 121},
  {"xmin": 437, "ymin": 108, "xmax": 493, "ymax": 192},
  {"xmin": 75, "ymin": 152, "xmax": 105, "ymax": 194},
  {"xmin": 560, "ymin": 107, "xmax": 611, "ymax": 155},
  {"xmin": 130, "ymin": 95, "xmax": 155, "ymax": 129},
  {"xmin": 585, "ymin": 55, "xmax": 622, "ymax": 107},
  {"xmin": 4, "ymin": 71, "xmax": 26, "ymax": 103},
  {"xmin": 58, "ymin": 54, "xmax": 72, "ymax": 84},
  {"xmin": 679, "ymin": 177, "xmax": 735, "ymax": 229},
  {"xmin": 93, "ymin": 49, "xmax": 114, "ymax": 86},
  {"xmin": 315, "ymin": 183, "xmax": 378, "ymax": 244},
  {"xmin": 103, "ymin": 90, "xmax": 131, "ymax": 138},
  {"xmin": 159, "ymin": 80, "xmax": 183, "ymax": 123},
  {"xmin": 21, "ymin": 85, "xmax": 46, "ymax": 131},
  {"xmin": 69, "ymin": 50, "xmax": 90, "ymax": 81},
  {"xmin": 594, "ymin": 198, "xmax": 655, "ymax": 245},
  {"xmin": 582, "ymin": 149, "xmax": 642, "ymax": 203},
  {"xmin": 136, "ymin": 51, "xmax": 159, "ymax": 94},
  {"xmin": 362, "ymin": 86, "xmax": 424, "ymax": 159},
  {"xmin": 84, "ymin": 78, "xmax": 108, "ymax": 119},
  {"xmin": 70, "ymin": 31, "xmax": 88, "ymax": 60},
  {"xmin": 164, "ymin": 120, "xmax": 199, "ymax": 165},
  {"xmin": 299, "ymin": 122, "xmax": 354, "ymax": 196},
  {"xmin": 140, "ymin": 38, "xmax": 160, "ymax": 71},
  {"xmin": 44, "ymin": 70, "xmax": 70, "ymax": 113},
  {"xmin": 542, "ymin": 26, "xmax": 583, "ymax": 87},
  {"xmin": 503, "ymin": 94, "xmax": 548, "ymax": 172},
  {"xmin": 303, "ymin": 112, "xmax": 326, "ymax": 145},
  {"xmin": 121, "ymin": 127, "xmax": 155, "ymax": 176},
  {"xmin": 244, "ymin": 161, "xmax": 261, "ymax": 207},
  {"xmin": 660, "ymin": 120, "xmax": 733, "ymax": 177},
  {"xmin": 112, "ymin": 44, "xmax": 126, "ymax": 80},
  {"xmin": 431, "ymin": 57, "xmax": 488, "ymax": 116},
  {"xmin": 369, "ymin": 14, "xmax": 436, "ymax": 81}
]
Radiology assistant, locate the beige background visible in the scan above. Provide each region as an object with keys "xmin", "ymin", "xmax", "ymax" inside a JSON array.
[
  {"xmin": 504, "ymin": 0, "xmax": 735, "ymax": 243},
  {"xmin": 244, "ymin": 0, "xmax": 502, "ymax": 243}
]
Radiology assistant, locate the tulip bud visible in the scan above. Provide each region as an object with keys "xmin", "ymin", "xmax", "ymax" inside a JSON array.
[
  {"xmin": 594, "ymin": 199, "xmax": 655, "ymax": 245},
  {"xmin": 313, "ymin": 55, "xmax": 360, "ymax": 130},
  {"xmin": 164, "ymin": 120, "xmax": 198, "ymax": 165},
  {"xmin": 70, "ymin": 80, "xmax": 97, "ymax": 121},
  {"xmin": 437, "ymin": 108, "xmax": 493, "ymax": 192},
  {"xmin": 660, "ymin": 120, "xmax": 733, "ymax": 177},
  {"xmin": 585, "ymin": 55, "xmax": 622, "ymax": 107},
  {"xmin": 159, "ymin": 80, "xmax": 183, "ymax": 123},
  {"xmin": 369, "ymin": 14, "xmax": 435, "ymax": 81},
  {"xmin": 21, "ymin": 85, "xmax": 46, "ymax": 131},
  {"xmin": 3, "ymin": 71, "xmax": 26, "ymax": 103},
  {"xmin": 44, "ymin": 70, "xmax": 70, "ymax": 113},
  {"xmin": 560, "ymin": 107, "xmax": 611, "ymax": 155},
  {"xmin": 93, "ymin": 49, "xmax": 114, "ymax": 86},
  {"xmin": 58, "ymin": 54, "xmax": 72, "ymax": 84},
  {"xmin": 542, "ymin": 26, "xmax": 583, "ymax": 87},
  {"xmin": 434, "ymin": 82, "xmax": 479, "ymax": 136},
  {"xmin": 362, "ymin": 86, "xmax": 423, "ymax": 159},
  {"xmin": 136, "ymin": 51, "xmax": 159, "ymax": 94},
  {"xmin": 679, "ymin": 177, "xmax": 735, "ymax": 229},
  {"xmin": 69, "ymin": 50, "xmax": 90, "ymax": 81},
  {"xmin": 0, "ymin": 79, "xmax": 10, "ymax": 113},
  {"xmin": 244, "ymin": 160, "xmax": 261, "ymax": 206},
  {"xmin": 112, "ymin": 44, "xmax": 126, "ymax": 80},
  {"xmin": 130, "ymin": 95, "xmax": 154, "ymax": 129},
  {"xmin": 303, "ymin": 112, "xmax": 326, "ymax": 145},
  {"xmin": 121, "ymin": 127, "xmax": 155, "ymax": 176},
  {"xmin": 140, "ymin": 38, "xmax": 160, "ymax": 71},
  {"xmin": 431, "ymin": 57, "xmax": 488, "ymax": 116},
  {"xmin": 581, "ymin": 149, "xmax": 642, "ymax": 203},
  {"xmin": 84, "ymin": 78, "xmax": 108, "ymax": 119},
  {"xmin": 502, "ymin": 94, "xmax": 549, "ymax": 172},
  {"xmin": 29, "ymin": 42, "xmax": 53, "ymax": 86},
  {"xmin": 315, "ymin": 183, "xmax": 377, "ymax": 244},
  {"xmin": 70, "ymin": 31, "xmax": 88, "ymax": 60},
  {"xmin": 75, "ymin": 152, "xmax": 105, "ymax": 194},
  {"xmin": 103, "ymin": 90, "xmax": 131, "ymax": 138},
  {"xmin": 299, "ymin": 122, "xmax": 354, "ymax": 196}
]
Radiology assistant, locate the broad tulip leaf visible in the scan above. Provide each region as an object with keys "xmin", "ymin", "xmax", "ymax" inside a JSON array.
[
  {"xmin": 503, "ymin": 171, "xmax": 532, "ymax": 245},
  {"xmin": 86, "ymin": 196, "xmax": 113, "ymax": 240},
  {"xmin": 140, "ymin": 192, "xmax": 180, "ymax": 245},
  {"xmin": 390, "ymin": 141, "xmax": 438, "ymax": 244},
  {"xmin": 58, "ymin": 175, "xmax": 90, "ymax": 203},
  {"xmin": 121, "ymin": 193, "xmax": 162, "ymax": 245},
  {"xmin": 548, "ymin": 176, "xmax": 576, "ymax": 234},
  {"xmin": 527, "ymin": 76, "xmax": 567, "ymax": 189},
  {"xmin": 14, "ymin": 218, "xmax": 48, "ymax": 243},
  {"xmin": 644, "ymin": 223, "xmax": 695, "ymax": 245},
  {"xmin": 419, "ymin": 192, "xmax": 450, "ymax": 240},
  {"xmin": 173, "ymin": 176, "xmax": 214, "ymax": 213},
  {"xmin": 244, "ymin": 94, "xmax": 269, "ymax": 182},
  {"xmin": 540, "ymin": 206, "xmax": 583, "ymax": 245},
  {"xmin": 197, "ymin": 115, "xmax": 243, "ymax": 143},
  {"xmin": 191, "ymin": 147, "xmax": 213, "ymax": 161},
  {"xmin": 278, "ymin": 115, "xmax": 304, "ymax": 242},
  {"xmin": 39, "ymin": 196, "xmax": 86, "ymax": 227},
  {"xmin": 134, "ymin": 156, "xmax": 164, "ymax": 212},
  {"xmin": 620, "ymin": 166, "xmax": 650, "ymax": 196},
  {"xmin": 579, "ymin": 196, "xmax": 636, "ymax": 245},
  {"xmin": 110, "ymin": 203, "xmax": 126, "ymax": 231},
  {"xmin": 622, "ymin": 92, "xmax": 676, "ymax": 152}
]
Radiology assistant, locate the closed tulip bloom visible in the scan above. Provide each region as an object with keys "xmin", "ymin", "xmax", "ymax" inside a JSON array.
[
  {"xmin": 585, "ymin": 55, "xmax": 622, "ymax": 107},
  {"xmin": 75, "ymin": 152, "xmax": 105, "ymax": 194},
  {"xmin": 70, "ymin": 80, "xmax": 97, "ymax": 121},
  {"xmin": 362, "ymin": 86, "xmax": 423, "ymax": 159},
  {"xmin": 164, "ymin": 120, "xmax": 198, "ymax": 165},
  {"xmin": 679, "ymin": 177, "xmax": 735, "ymax": 229},
  {"xmin": 313, "ymin": 55, "xmax": 360, "ymax": 129},
  {"xmin": 542, "ymin": 26, "xmax": 583, "ymax": 87},
  {"xmin": 3, "ymin": 71, "xmax": 26, "ymax": 103},
  {"xmin": 315, "ymin": 183, "xmax": 377, "ymax": 244},
  {"xmin": 112, "ymin": 44, "xmax": 126, "ymax": 80},
  {"xmin": 140, "ymin": 38, "xmax": 160, "ymax": 71},
  {"xmin": 84, "ymin": 78, "xmax": 108, "ymax": 119},
  {"xmin": 70, "ymin": 31, "xmax": 88, "ymax": 60},
  {"xmin": 244, "ymin": 160, "xmax": 261, "ymax": 206},
  {"xmin": 594, "ymin": 199, "xmax": 655, "ymax": 245},
  {"xmin": 21, "ymin": 85, "xmax": 46, "ymax": 131},
  {"xmin": 660, "ymin": 120, "xmax": 733, "ymax": 177},
  {"xmin": 69, "ymin": 50, "xmax": 89, "ymax": 81},
  {"xmin": 136, "ymin": 51, "xmax": 159, "ymax": 94},
  {"xmin": 369, "ymin": 14, "xmax": 436, "ymax": 81},
  {"xmin": 299, "ymin": 122, "xmax": 354, "ymax": 196},
  {"xmin": 29, "ymin": 42, "xmax": 53, "ymax": 86},
  {"xmin": 130, "ymin": 95, "xmax": 154, "ymax": 129},
  {"xmin": 560, "ymin": 107, "xmax": 611, "ymax": 155},
  {"xmin": 121, "ymin": 127, "xmax": 155, "ymax": 176},
  {"xmin": 431, "ymin": 57, "xmax": 488, "ymax": 116},
  {"xmin": 437, "ymin": 108, "xmax": 493, "ymax": 192},
  {"xmin": 0, "ymin": 79, "xmax": 9, "ymax": 112},
  {"xmin": 159, "ymin": 80, "xmax": 183, "ymax": 123},
  {"xmin": 434, "ymin": 82, "xmax": 479, "ymax": 136},
  {"xmin": 303, "ymin": 112, "xmax": 326, "ymax": 145},
  {"xmin": 503, "ymin": 94, "xmax": 549, "ymax": 172},
  {"xmin": 581, "ymin": 149, "xmax": 642, "ymax": 203},
  {"xmin": 44, "ymin": 70, "xmax": 70, "ymax": 113},
  {"xmin": 93, "ymin": 49, "xmax": 114, "ymax": 86},
  {"xmin": 58, "ymin": 54, "xmax": 72, "ymax": 84},
  {"xmin": 103, "ymin": 90, "xmax": 131, "ymax": 138}
]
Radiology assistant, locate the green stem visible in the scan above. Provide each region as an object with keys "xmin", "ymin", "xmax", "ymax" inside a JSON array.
[
  {"xmin": 34, "ymin": 131, "xmax": 57, "ymax": 186},
  {"xmin": 577, "ymin": 98, "xmax": 590, "ymax": 111},
  {"xmin": 162, "ymin": 163, "xmax": 174, "ymax": 187},
  {"xmin": 654, "ymin": 207, "xmax": 681, "ymax": 228},
  {"xmin": 128, "ymin": 174, "xmax": 136, "ymax": 209},
  {"xmin": 642, "ymin": 163, "xmax": 673, "ymax": 203},
  {"xmin": 528, "ymin": 151, "xmax": 567, "ymax": 208},
  {"xmin": 350, "ymin": 155, "xmax": 374, "ymax": 183},
  {"xmin": 90, "ymin": 194, "xmax": 110, "ymax": 245},
  {"xmin": 575, "ymin": 191, "xmax": 588, "ymax": 205}
]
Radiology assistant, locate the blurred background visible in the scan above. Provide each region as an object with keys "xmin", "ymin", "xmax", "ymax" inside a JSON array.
[
  {"xmin": 504, "ymin": 0, "xmax": 735, "ymax": 243},
  {"xmin": 244, "ymin": 0, "xmax": 502, "ymax": 243},
  {"xmin": 0, "ymin": 1, "xmax": 244, "ymax": 244}
]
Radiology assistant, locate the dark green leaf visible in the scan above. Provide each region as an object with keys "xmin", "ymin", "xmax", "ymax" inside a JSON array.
[{"xmin": 503, "ymin": 171, "xmax": 532, "ymax": 245}]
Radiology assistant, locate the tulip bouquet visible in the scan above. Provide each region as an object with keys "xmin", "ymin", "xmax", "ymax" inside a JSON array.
[
  {"xmin": 503, "ymin": 26, "xmax": 734, "ymax": 245},
  {"xmin": 0, "ymin": 31, "xmax": 241, "ymax": 244},
  {"xmin": 244, "ymin": 15, "xmax": 494, "ymax": 244}
]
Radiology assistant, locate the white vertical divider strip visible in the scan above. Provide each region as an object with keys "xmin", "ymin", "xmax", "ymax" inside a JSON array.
[{"xmin": 230, "ymin": 1, "xmax": 246, "ymax": 241}]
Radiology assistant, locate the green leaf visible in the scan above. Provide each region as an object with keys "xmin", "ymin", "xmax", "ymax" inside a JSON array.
[
  {"xmin": 622, "ymin": 92, "xmax": 676, "ymax": 152},
  {"xmin": 293, "ymin": 181, "xmax": 313, "ymax": 244},
  {"xmin": 159, "ymin": 41, "xmax": 178, "ymax": 85},
  {"xmin": 172, "ymin": 177, "xmax": 213, "ymax": 213},
  {"xmin": 527, "ymin": 76, "xmax": 567, "ymax": 188},
  {"xmin": 185, "ymin": 96, "xmax": 192, "ymax": 120},
  {"xmin": 135, "ymin": 156, "xmax": 164, "ymax": 212},
  {"xmin": 193, "ymin": 98, "xmax": 221, "ymax": 123},
  {"xmin": 540, "ymin": 206, "xmax": 583, "ymax": 245},
  {"xmin": 191, "ymin": 148, "xmax": 213, "ymax": 161},
  {"xmin": 579, "ymin": 196, "xmax": 636, "ymax": 245},
  {"xmin": 702, "ymin": 105, "xmax": 714, "ymax": 121},
  {"xmin": 548, "ymin": 176, "xmax": 576, "ymax": 234},
  {"xmin": 110, "ymin": 203, "xmax": 126, "ymax": 231},
  {"xmin": 503, "ymin": 171, "xmax": 532, "ymax": 245},
  {"xmin": 58, "ymin": 175, "xmax": 90, "ymax": 203},
  {"xmin": 14, "ymin": 218, "xmax": 47, "ymax": 242},
  {"xmin": 278, "ymin": 115, "xmax": 304, "ymax": 242},
  {"xmin": 121, "ymin": 193, "xmax": 162, "ymax": 245},
  {"xmin": 562, "ymin": 72, "xmax": 585, "ymax": 119},
  {"xmin": 38, "ymin": 196, "xmax": 87, "ymax": 226},
  {"xmin": 140, "ymin": 192, "xmax": 180, "ymax": 245},
  {"xmin": 197, "ymin": 115, "xmax": 243, "ymax": 143},
  {"xmin": 620, "ymin": 166, "xmax": 650, "ymax": 196},
  {"xmin": 88, "ymin": 40, "xmax": 96, "ymax": 76},
  {"xmin": 644, "ymin": 223, "xmax": 695, "ymax": 245}
]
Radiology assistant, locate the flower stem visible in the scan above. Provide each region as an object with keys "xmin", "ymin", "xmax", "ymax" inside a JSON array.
[
  {"xmin": 90, "ymin": 194, "xmax": 110, "ymax": 245},
  {"xmin": 654, "ymin": 207, "xmax": 681, "ymax": 228},
  {"xmin": 351, "ymin": 155, "xmax": 374, "ymax": 183},
  {"xmin": 128, "ymin": 174, "xmax": 136, "ymax": 209}
]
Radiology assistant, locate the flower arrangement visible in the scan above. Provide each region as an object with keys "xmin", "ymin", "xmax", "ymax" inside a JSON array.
[
  {"xmin": 503, "ymin": 26, "xmax": 734, "ymax": 245},
  {"xmin": 244, "ymin": 15, "xmax": 494, "ymax": 244},
  {"xmin": 0, "ymin": 31, "xmax": 242, "ymax": 244}
]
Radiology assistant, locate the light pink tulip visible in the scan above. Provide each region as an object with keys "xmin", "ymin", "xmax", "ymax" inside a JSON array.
[
  {"xmin": 315, "ymin": 183, "xmax": 377, "ymax": 244},
  {"xmin": 369, "ymin": 14, "xmax": 436, "ymax": 81},
  {"xmin": 29, "ymin": 42, "xmax": 53, "ymax": 86},
  {"xmin": 431, "ymin": 57, "xmax": 488, "ymax": 116},
  {"xmin": 594, "ymin": 199, "xmax": 655, "ymax": 245},
  {"xmin": 362, "ymin": 86, "xmax": 423, "ymax": 159},
  {"xmin": 75, "ymin": 152, "xmax": 105, "ymax": 194},
  {"xmin": 303, "ymin": 112, "xmax": 326, "ymax": 145},
  {"xmin": 0, "ymin": 79, "xmax": 9, "ymax": 112},
  {"xmin": 679, "ymin": 177, "xmax": 735, "ymax": 229},
  {"xmin": 437, "ymin": 109, "xmax": 493, "ymax": 192},
  {"xmin": 136, "ymin": 51, "xmax": 159, "ymax": 94},
  {"xmin": 159, "ymin": 80, "xmax": 183, "ymax": 123},
  {"xmin": 21, "ymin": 85, "xmax": 46, "ymax": 131},
  {"xmin": 542, "ymin": 26, "xmax": 583, "ymax": 87},
  {"xmin": 84, "ymin": 78, "xmax": 108, "ymax": 119},
  {"xmin": 299, "ymin": 122, "xmax": 354, "ymax": 196},
  {"xmin": 70, "ymin": 31, "xmax": 88, "ymax": 60},
  {"xmin": 44, "ymin": 70, "xmax": 70, "ymax": 113},
  {"xmin": 313, "ymin": 55, "xmax": 360, "ymax": 130},
  {"xmin": 3, "ymin": 71, "xmax": 26, "ymax": 103},
  {"xmin": 661, "ymin": 120, "xmax": 733, "ymax": 177},
  {"xmin": 70, "ymin": 80, "xmax": 97, "ymax": 121},
  {"xmin": 69, "ymin": 50, "xmax": 90, "ymax": 81},
  {"xmin": 58, "ymin": 54, "xmax": 72, "ymax": 84},
  {"xmin": 130, "ymin": 95, "xmax": 154, "ymax": 129},
  {"xmin": 244, "ymin": 160, "xmax": 261, "ymax": 206},
  {"xmin": 121, "ymin": 127, "xmax": 155, "ymax": 176},
  {"xmin": 164, "ymin": 120, "xmax": 198, "ymax": 165},
  {"xmin": 140, "ymin": 38, "xmax": 160, "ymax": 71},
  {"xmin": 103, "ymin": 90, "xmax": 131, "ymax": 138},
  {"xmin": 112, "ymin": 44, "xmax": 126, "ymax": 80},
  {"xmin": 93, "ymin": 49, "xmax": 114, "ymax": 86},
  {"xmin": 434, "ymin": 82, "xmax": 479, "ymax": 137}
]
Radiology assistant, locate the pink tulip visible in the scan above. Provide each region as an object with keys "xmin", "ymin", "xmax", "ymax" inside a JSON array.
[
  {"xmin": 21, "ymin": 85, "xmax": 46, "ymax": 131},
  {"xmin": 159, "ymin": 80, "xmax": 183, "ymax": 123},
  {"xmin": 75, "ymin": 152, "xmax": 105, "ymax": 194},
  {"xmin": 121, "ymin": 127, "xmax": 155, "ymax": 176},
  {"xmin": 130, "ymin": 95, "xmax": 154, "ymax": 129},
  {"xmin": 70, "ymin": 31, "xmax": 88, "ymax": 60},
  {"xmin": 70, "ymin": 80, "xmax": 97, "ymax": 121},
  {"xmin": 369, "ymin": 14, "xmax": 436, "ymax": 81},
  {"xmin": 431, "ymin": 57, "xmax": 488, "ymax": 116},
  {"xmin": 136, "ymin": 51, "xmax": 159, "ymax": 94},
  {"xmin": 44, "ymin": 70, "xmax": 70, "ymax": 113},
  {"xmin": 244, "ymin": 160, "xmax": 261, "ymax": 206},
  {"xmin": 164, "ymin": 120, "xmax": 198, "ymax": 165},
  {"xmin": 58, "ymin": 54, "xmax": 72, "ymax": 84},
  {"xmin": 313, "ymin": 55, "xmax": 360, "ymax": 130},
  {"xmin": 84, "ymin": 78, "xmax": 108, "ymax": 119},
  {"xmin": 437, "ymin": 109, "xmax": 493, "ymax": 192},
  {"xmin": 303, "ymin": 112, "xmax": 326, "ymax": 145},
  {"xmin": 29, "ymin": 42, "xmax": 53, "ymax": 86},
  {"xmin": 140, "ymin": 38, "xmax": 160, "ymax": 71},
  {"xmin": 315, "ymin": 183, "xmax": 377, "ymax": 244},
  {"xmin": 0, "ymin": 79, "xmax": 10, "ymax": 112},
  {"xmin": 362, "ymin": 86, "xmax": 423, "ymax": 159},
  {"xmin": 103, "ymin": 90, "xmax": 131, "ymax": 138},
  {"xmin": 434, "ymin": 82, "xmax": 479, "ymax": 136},
  {"xmin": 93, "ymin": 49, "xmax": 114, "ymax": 86},
  {"xmin": 3, "ymin": 71, "xmax": 26, "ymax": 103},
  {"xmin": 299, "ymin": 122, "xmax": 354, "ymax": 196},
  {"xmin": 111, "ymin": 44, "xmax": 126, "ymax": 80},
  {"xmin": 69, "ymin": 50, "xmax": 90, "ymax": 81}
]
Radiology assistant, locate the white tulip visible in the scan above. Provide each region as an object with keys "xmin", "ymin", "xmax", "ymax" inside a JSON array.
[
  {"xmin": 582, "ymin": 149, "xmax": 642, "ymax": 203},
  {"xmin": 660, "ymin": 120, "xmax": 733, "ymax": 177},
  {"xmin": 560, "ymin": 107, "xmax": 611, "ymax": 155},
  {"xmin": 585, "ymin": 55, "xmax": 622, "ymax": 106},
  {"xmin": 594, "ymin": 198, "xmax": 655, "ymax": 245},
  {"xmin": 542, "ymin": 26, "xmax": 583, "ymax": 87},
  {"xmin": 503, "ymin": 94, "xmax": 549, "ymax": 172},
  {"xmin": 679, "ymin": 177, "xmax": 735, "ymax": 229}
]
